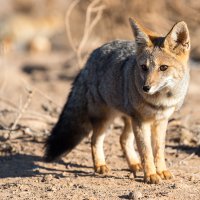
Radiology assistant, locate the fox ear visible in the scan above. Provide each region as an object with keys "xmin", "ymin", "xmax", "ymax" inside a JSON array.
[
  {"xmin": 165, "ymin": 21, "xmax": 190, "ymax": 54},
  {"xmin": 129, "ymin": 18, "xmax": 152, "ymax": 48}
]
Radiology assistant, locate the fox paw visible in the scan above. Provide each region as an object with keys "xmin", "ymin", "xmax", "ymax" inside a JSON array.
[
  {"xmin": 157, "ymin": 170, "xmax": 174, "ymax": 180},
  {"xmin": 144, "ymin": 173, "xmax": 161, "ymax": 184},
  {"xmin": 130, "ymin": 163, "xmax": 143, "ymax": 177},
  {"xmin": 95, "ymin": 165, "xmax": 110, "ymax": 174}
]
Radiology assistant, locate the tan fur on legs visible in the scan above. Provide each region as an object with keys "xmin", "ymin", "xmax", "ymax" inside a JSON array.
[
  {"xmin": 91, "ymin": 119, "xmax": 111, "ymax": 174},
  {"xmin": 152, "ymin": 119, "xmax": 173, "ymax": 180},
  {"xmin": 120, "ymin": 117, "xmax": 142, "ymax": 177},
  {"xmin": 131, "ymin": 119, "xmax": 161, "ymax": 184}
]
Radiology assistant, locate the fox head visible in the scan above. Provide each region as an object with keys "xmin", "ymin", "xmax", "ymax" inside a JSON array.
[{"xmin": 129, "ymin": 18, "xmax": 190, "ymax": 95}]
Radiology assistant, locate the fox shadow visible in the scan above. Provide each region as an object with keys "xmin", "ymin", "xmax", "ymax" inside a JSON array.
[
  {"xmin": 166, "ymin": 144, "xmax": 200, "ymax": 156},
  {"xmin": 0, "ymin": 153, "xmax": 73, "ymax": 178},
  {"xmin": 2, "ymin": 142, "xmax": 198, "ymax": 180},
  {"xmin": 0, "ymin": 154, "xmax": 45, "ymax": 178},
  {"xmin": 0, "ymin": 153, "xmax": 94, "ymax": 179},
  {"xmin": 40, "ymin": 160, "xmax": 136, "ymax": 181},
  {"xmin": 0, "ymin": 152, "xmax": 141, "ymax": 181},
  {"xmin": 0, "ymin": 154, "xmax": 84, "ymax": 178}
]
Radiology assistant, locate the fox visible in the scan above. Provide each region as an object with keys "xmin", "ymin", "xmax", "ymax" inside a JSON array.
[{"xmin": 44, "ymin": 18, "xmax": 190, "ymax": 184}]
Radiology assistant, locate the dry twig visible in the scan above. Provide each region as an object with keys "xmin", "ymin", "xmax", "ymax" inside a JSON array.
[
  {"xmin": 6, "ymin": 88, "xmax": 34, "ymax": 139},
  {"xmin": 20, "ymin": 116, "xmax": 56, "ymax": 124},
  {"xmin": 21, "ymin": 78, "xmax": 62, "ymax": 108},
  {"xmin": 65, "ymin": 0, "xmax": 106, "ymax": 67},
  {"xmin": 34, "ymin": 87, "xmax": 61, "ymax": 108},
  {"xmin": 65, "ymin": 0, "xmax": 80, "ymax": 53},
  {"xmin": 179, "ymin": 153, "xmax": 195, "ymax": 165}
]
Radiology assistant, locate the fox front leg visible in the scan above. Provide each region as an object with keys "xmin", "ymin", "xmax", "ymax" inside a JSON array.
[
  {"xmin": 131, "ymin": 119, "xmax": 161, "ymax": 184},
  {"xmin": 151, "ymin": 119, "xmax": 174, "ymax": 180}
]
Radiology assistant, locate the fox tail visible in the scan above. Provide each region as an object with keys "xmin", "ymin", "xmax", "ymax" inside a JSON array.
[{"xmin": 44, "ymin": 73, "xmax": 91, "ymax": 162}]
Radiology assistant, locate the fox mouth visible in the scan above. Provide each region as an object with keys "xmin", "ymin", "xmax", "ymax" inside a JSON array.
[{"xmin": 145, "ymin": 84, "xmax": 167, "ymax": 95}]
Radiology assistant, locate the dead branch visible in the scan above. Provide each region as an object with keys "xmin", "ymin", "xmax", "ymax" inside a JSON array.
[
  {"xmin": 65, "ymin": 0, "xmax": 106, "ymax": 67},
  {"xmin": 179, "ymin": 153, "xmax": 195, "ymax": 165},
  {"xmin": 0, "ymin": 44, "xmax": 9, "ymax": 94},
  {"xmin": 65, "ymin": 0, "xmax": 80, "ymax": 53},
  {"xmin": 0, "ymin": 106, "xmax": 57, "ymax": 133},
  {"xmin": 20, "ymin": 116, "xmax": 56, "ymax": 124},
  {"xmin": 21, "ymin": 78, "xmax": 62, "ymax": 108},
  {"xmin": 26, "ymin": 111, "xmax": 57, "ymax": 123},
  {"xmin": 6, "ymin": 89, "xmax": 34, "ymax": 139},
  {"xmin": 0, "ymin": 97, "xmax": 58, "ymax": 121}
]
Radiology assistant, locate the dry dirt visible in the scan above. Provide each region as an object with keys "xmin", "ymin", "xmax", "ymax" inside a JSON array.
[{"xmin": 0, "ymin": 52, "xmax": 200, "ymax": 200}]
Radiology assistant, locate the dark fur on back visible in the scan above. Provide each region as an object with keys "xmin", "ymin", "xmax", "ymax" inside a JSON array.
[
  {"xmin": 44, "ymin": 40, "xmax": 135, "ymax": 162},
  {"xmin": 44, "ymin": 71, "xmax": 92, "ymax": 162}
]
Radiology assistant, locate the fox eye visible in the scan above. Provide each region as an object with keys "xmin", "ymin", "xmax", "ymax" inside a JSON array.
[
  {"xmin": 160, "ymin": 65, "xmax": 168, "ymax": 71},
  {"xmin": 141, "ymin": 64, "xmax": 148, "ymax": 72}
]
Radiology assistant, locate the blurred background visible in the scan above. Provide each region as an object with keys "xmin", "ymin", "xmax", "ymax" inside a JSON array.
[{"xmin": 1, "ymin": 0, "xmax": 200, "ymax": 59}]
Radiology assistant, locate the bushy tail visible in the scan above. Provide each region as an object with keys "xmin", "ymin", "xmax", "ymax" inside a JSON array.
[{"xmin": 44, "ymin": 73, "xmax": 91, "ymax": 162}]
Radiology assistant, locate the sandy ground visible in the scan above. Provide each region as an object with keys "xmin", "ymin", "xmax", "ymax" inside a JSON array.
[{"xmin": 0, "ymin": 52, "xmax": 200, "ymax": 200}]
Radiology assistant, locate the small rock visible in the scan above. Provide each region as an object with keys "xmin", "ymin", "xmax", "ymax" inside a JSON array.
[
  {"xmin": 45, "ymin": 185, "xmax": 57, "ymax": 192},
  {"xmin": 33, "ymin": 168, "xmax": 40, "ymax": 174},
  {"xmin": 189, "ymin": 175, "xmax": 194, "ymax": 181},
  {"xmin": 128, "ymin": 173, "xmax": 135, "ymax": 179},
  {"xmin": 128, "ymin": 191, "xmax": 142, "ymax": 200},
  {"xmin": 170, "ymin": 183, "xmax": 177, "ymax": 189},
  {"xmin": 62, "ymin": 172, "xmax": 67, "ymax": 176},
  {"xmin": 66, "ymin": 164, "xmax": 72, "ymax": 169},
  {"xmin": 160, "ymin": 191, "xmax": 168, "ymax": 196},
  {"xmin": 54, "ymin": 174, "xmax": 61, "ymax": 179},
  {"xmin": 67, "ymin": 182, "xmax": 73, "ymax": 187},
  {"xmin": 42, "ymin": 174, "xmax": 53, "ymax": 183},
  {"xmin": 23, "ymin": 127, "xmax": 32, "ymax": 135}
]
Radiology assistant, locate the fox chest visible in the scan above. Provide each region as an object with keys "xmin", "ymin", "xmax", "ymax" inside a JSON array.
[{"xmin": 136, "ymin": 104, "xmax": 175, "ymax": 121}]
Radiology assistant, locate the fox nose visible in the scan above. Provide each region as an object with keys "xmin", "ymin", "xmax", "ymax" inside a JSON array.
[{"xmin": 143, "ymin": 85, "xmax": 151, "ymax": 92}]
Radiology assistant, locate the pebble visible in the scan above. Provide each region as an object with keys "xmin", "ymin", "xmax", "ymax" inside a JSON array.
[
  {"xmin": 189, "ymin": 176, "xmax": 194, "ymax": 181},
  {"xmin": 46, "ymin": 186, "xmax": 56, "ymax": 192},
  {"xmin": 128, "ymin": 191, "xmax": 142, "ymax": 200},
  {"xmin": 62, "ymin": 172, "xmax": 67, "ymax": 176},
  {"xmin": 66, "ymin": 164, "xmax": 72, "ymax": 169},
  {"xmin": 42, "ymin": 174, "xmax": 53, "ymax": 183},
  {"xmin": 67, "ymin": 182, "xmax": 73, "ymax": 187},
  {"xmin": 128, "ymin": 173, "xmax": 135, "ymax": 179},
  {"xmin": 170, "ymin": 183, "xmax": 177, "ymax": 189}
]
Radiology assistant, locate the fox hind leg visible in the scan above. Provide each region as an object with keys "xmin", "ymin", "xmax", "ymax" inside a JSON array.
[
  {"xmin": 120, "ymin": 117, "xmax": 142, "ymax": 177},
  {"xmin": 91, "ymin": 117, "xmax": 111, "ymax": 174}
]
